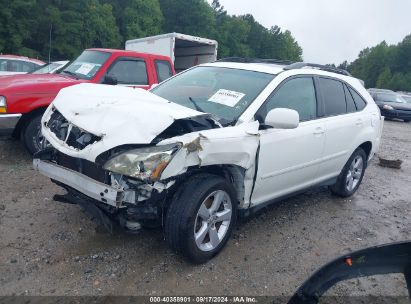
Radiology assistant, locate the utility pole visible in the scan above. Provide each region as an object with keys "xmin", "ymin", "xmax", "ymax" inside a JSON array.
[{"xmin": 48, "ymin": 23, "xmax": 53, "ymax": 63}]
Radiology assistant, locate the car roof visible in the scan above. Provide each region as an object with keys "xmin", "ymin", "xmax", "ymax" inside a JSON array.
[
  {"xmin": 373, "ymin": 91, "xmax": 398, "ymax": 95},
  {"xmin": 85, "ymin": 48, "xmax": 172, "ymax": 60},
  {"xmin": 202, "ymin": 61, "xmax": 285, "ymax": 75},
  {"xmin": 368, "ymin": 88, "xmax": 394, "ymax": 92},
  {"xmin": 202, "ymin": 61, "xmax": 361, "ymax": 83},
  {"xmin": 0, "ymin": 55, "xmax": 45, "ymax": 65}
]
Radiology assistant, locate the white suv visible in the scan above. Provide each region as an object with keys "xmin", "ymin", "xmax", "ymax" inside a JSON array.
[{"xmin": 34, "ymin": 59, "xmax": 384, "ymax": 263}]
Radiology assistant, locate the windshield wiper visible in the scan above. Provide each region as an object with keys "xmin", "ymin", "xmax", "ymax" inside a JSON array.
[
  {"xmin": 187, "ymin": 97, "xmax": 233, "ymax": 127},
  {"xmin": 188, "ymin": 97, "xmax": 206, "ymax": 113},
  {"xmin": 61, "ymin": 70, "xmax": 80, "ymax": 79}
]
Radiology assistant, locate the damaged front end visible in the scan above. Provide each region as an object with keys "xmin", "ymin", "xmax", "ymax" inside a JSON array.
[
  {"xmin": 34, "ymin": 83, "xmax": 261, "ymax": 233},
  {"xmin": 34, "ymin": 148, "xmax": 177, "ymax": 233}
]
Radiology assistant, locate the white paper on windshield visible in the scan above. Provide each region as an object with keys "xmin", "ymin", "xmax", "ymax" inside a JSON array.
[
  {"xmin": 208, "ymin": 89, "xmax": 245, "ymax": 107},
  {"xmin": 76, "ymin": 63, "xmax": 95, "ymax": 75}
]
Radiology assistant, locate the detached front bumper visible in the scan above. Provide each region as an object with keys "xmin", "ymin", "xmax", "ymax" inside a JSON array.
[
  {"xmin": 0, "ymin": 113, "xmax": 21, "ymax": 136},
  {"xmin": 33, "ymin": 158, "xmax": 122, "ymax": 207}
]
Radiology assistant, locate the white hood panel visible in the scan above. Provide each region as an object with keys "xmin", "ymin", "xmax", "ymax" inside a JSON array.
[{"xmin": 42, "ymin": 83, "xmax": 203, "ymax": 161}]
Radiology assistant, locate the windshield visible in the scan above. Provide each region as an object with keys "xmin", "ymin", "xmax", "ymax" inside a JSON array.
[
  {"xmin": 401, "ymin": 95, "xmax": 411, "ymax": 104},
  {"xmin": 31, "ymin": 62, "xmax": 65, "ymax": 74},
  {"xmin": 151, "ymin": 66, "xmax": 275, "ymax": 125},
  {"xmin": 375, "ymin": 92, "xmax": 406, "ymax": 103},
  {"xmin": 60, "ymin": 50, "xmax": 110, "ymax": 80}
]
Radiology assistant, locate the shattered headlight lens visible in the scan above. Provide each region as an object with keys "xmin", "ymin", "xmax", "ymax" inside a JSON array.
[{"xmin": 103, "ymin": 143, "xmax": 181, "ymax": 181}]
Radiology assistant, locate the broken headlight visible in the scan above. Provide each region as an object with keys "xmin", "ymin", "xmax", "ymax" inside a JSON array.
[{"xmin": 103, "ymin": 143, "xmax": 181, "ymax": 181}]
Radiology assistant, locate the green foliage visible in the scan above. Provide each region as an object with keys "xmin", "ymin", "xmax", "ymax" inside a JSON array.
[
  {"xmin": 0, "ymin": 0, "xmax": 37, "ymax": 57},
  {"xmin": 160, "ymin": 0, "xmax": 216, "ymax": 38},
  {"xmin": 0, "ymin": 0, "xmax": 302, "ymax": 63},
  {"xmin": 103, "ymin": 0, "xmax": 163, "ymax": 40},
  {"xmin": 376, "ymin": 67, "xmax": 392, "ymax": 88},
  {"xmin": 348, "ymin": 35, "xmax": 411, "ymax": 91}
]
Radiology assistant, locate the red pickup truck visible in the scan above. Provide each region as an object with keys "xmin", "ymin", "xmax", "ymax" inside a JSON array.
[{"xmin": 0, "ymin": 48, "xmax": 175, "ymax": 154}]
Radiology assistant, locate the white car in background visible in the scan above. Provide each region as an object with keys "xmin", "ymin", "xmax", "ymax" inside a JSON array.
[
  {"xmin": 0, "ymin": 55, "xmax": 45, "ymax": 76},
  {"xmin": 34, "ymin": 59, "xmax": 384, "ymax": 263},
  {"xmin": 30, "ymin": 60, "xmax": 69, "ymax": 74}
]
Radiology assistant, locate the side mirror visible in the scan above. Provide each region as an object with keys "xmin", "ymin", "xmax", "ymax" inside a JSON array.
[
  {"xmin": 265, "ymin": 108, "xmax": 299, "ymax": 129},
  {"xmin": 103, "ymin": 74, "xmax": 118, "ymax": 85}
]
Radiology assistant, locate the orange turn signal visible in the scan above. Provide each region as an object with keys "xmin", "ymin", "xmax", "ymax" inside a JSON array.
[{"xmin": 150, "ymin": 161, "xmax": 169, "ymax": 181}]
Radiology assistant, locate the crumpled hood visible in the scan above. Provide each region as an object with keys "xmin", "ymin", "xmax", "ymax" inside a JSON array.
[{"xmin": 42, "ymin": 83, "xmax": 205, "ymax": 160}]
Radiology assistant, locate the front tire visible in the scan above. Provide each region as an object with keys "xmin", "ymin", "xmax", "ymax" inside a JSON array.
[
  {"xmin": 21, "ymin": 114, "xmax": 45, "ymax": 155},
  {"xmin": 165, "ymin": 174, "xmax": 237, "ymax": 264},
  {"xmin": 330, "ymin": 148, "xmax": 367, "ymax": 197}
]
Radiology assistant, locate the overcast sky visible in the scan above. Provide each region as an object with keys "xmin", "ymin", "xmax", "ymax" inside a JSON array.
[{"xmin": 217, "ymin": 0, "xmax": 411, "ymax": 64}]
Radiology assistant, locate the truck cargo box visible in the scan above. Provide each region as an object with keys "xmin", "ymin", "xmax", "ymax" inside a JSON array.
[{"xmin": 126, "ymin": 33, "xmax": 218, "ymax": 73}]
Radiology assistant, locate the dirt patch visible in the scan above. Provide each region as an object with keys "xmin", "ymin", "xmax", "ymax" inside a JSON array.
[{"xmin": 0, "ymin": 120, "xmax": 410, "ymax": 297}]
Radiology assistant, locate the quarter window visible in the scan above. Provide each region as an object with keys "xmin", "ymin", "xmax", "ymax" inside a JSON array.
[
  {"xmin": 344, "ymin": 84, "xmax": 357, "ymax": 112},
  {"xmin": 264, "ymin": 77, "xmax": 317, "ymax": 122},
  {"xmin": 155, "ymin": 60, "xmax": 173, "ymax": 83},
  {"xmin": 107, "ymin": 59, "xmax": 148, "ymax": 85},
  {"xmin": 349, "ymin": 87, "xmax": 367, "ymax": 110},
  {"xmin": 319, "ymin": 78, "xmax": 346, "ymax": 116}
]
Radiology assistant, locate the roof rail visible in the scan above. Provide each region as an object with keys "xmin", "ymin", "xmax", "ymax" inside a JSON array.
[
  {"xmin": 217, "ymin": 57, "xmax": 294, "ymax": 65},
  {"xmin": 284, "ymin": 62, "xmax": 352, "ymax": 76}
]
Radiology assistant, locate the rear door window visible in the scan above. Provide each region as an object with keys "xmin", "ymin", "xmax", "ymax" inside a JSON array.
[
  {"xmin": 319, "ymin": 78, "xmax": 347, "ymax": 116},
  {"xmin": 155, "ymin": 60, "xmax": 173, "ymax": 83},
  {"xmin": 107, "ymin": 59, "xmax": 148, "ymax": 85},
  {"xmin": 21, "ymin": 62, "xmax": 37, "ymax": 72},
  {"xmin": 8, "ymin": 60, "xmax": 21, "ymax": 72}
]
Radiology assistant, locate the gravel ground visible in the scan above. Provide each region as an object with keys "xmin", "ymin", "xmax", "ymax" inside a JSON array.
[{"xmin": 0, "ymin": 120, "xmax": 410, "ymax": 299}]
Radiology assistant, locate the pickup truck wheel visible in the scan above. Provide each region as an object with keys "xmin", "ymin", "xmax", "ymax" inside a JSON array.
[
  {"xmin": 165, "ymin": 174, "xmax": 237, "ymax": 264},
  {"xmin": 21, "ymin": 114, "xmax": 45, "ymax": 155},
  {"xmin": 330, "ymin": 148, "xmax": 367, "ymax": 197}
]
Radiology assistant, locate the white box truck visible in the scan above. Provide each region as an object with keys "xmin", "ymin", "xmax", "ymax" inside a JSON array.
[{"xmin": 125, "ymin": 33, "xmax": 218, "ymax": 73}]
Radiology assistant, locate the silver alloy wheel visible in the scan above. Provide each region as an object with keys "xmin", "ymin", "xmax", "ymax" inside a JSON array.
[
  {"xmin": 194, "ymin": 190, "xmax": 232, "ymax": 252},
  {"xmin": 346, "ymin": 155, "xmax": 364, "ymax": 192}
]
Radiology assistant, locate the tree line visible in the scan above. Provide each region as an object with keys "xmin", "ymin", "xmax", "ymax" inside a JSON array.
[
  {"xmin": 341, "ymin": 35, "xmax": 411, "ymax": 91},
  {"xmin": 0, "ymin": 0, "xmax": 302, "ymax": 62}
]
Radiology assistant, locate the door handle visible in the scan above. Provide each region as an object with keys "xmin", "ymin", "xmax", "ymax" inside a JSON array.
[{"xmin": 313, "ymin": 127, "xmax": 325, "ymax": 135}]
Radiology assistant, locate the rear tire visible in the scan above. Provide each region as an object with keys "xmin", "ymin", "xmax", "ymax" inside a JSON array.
[
  {"xmin": 21, "ymin": 114, "xmax": 44, "ymax": 155},
  {"xmin": 165, "ymin": 174, "xmax": 237, "ymax": 264},
  {"xmin": 330, "ymin": 148, "xmax": 367, "ymax": 197}
]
